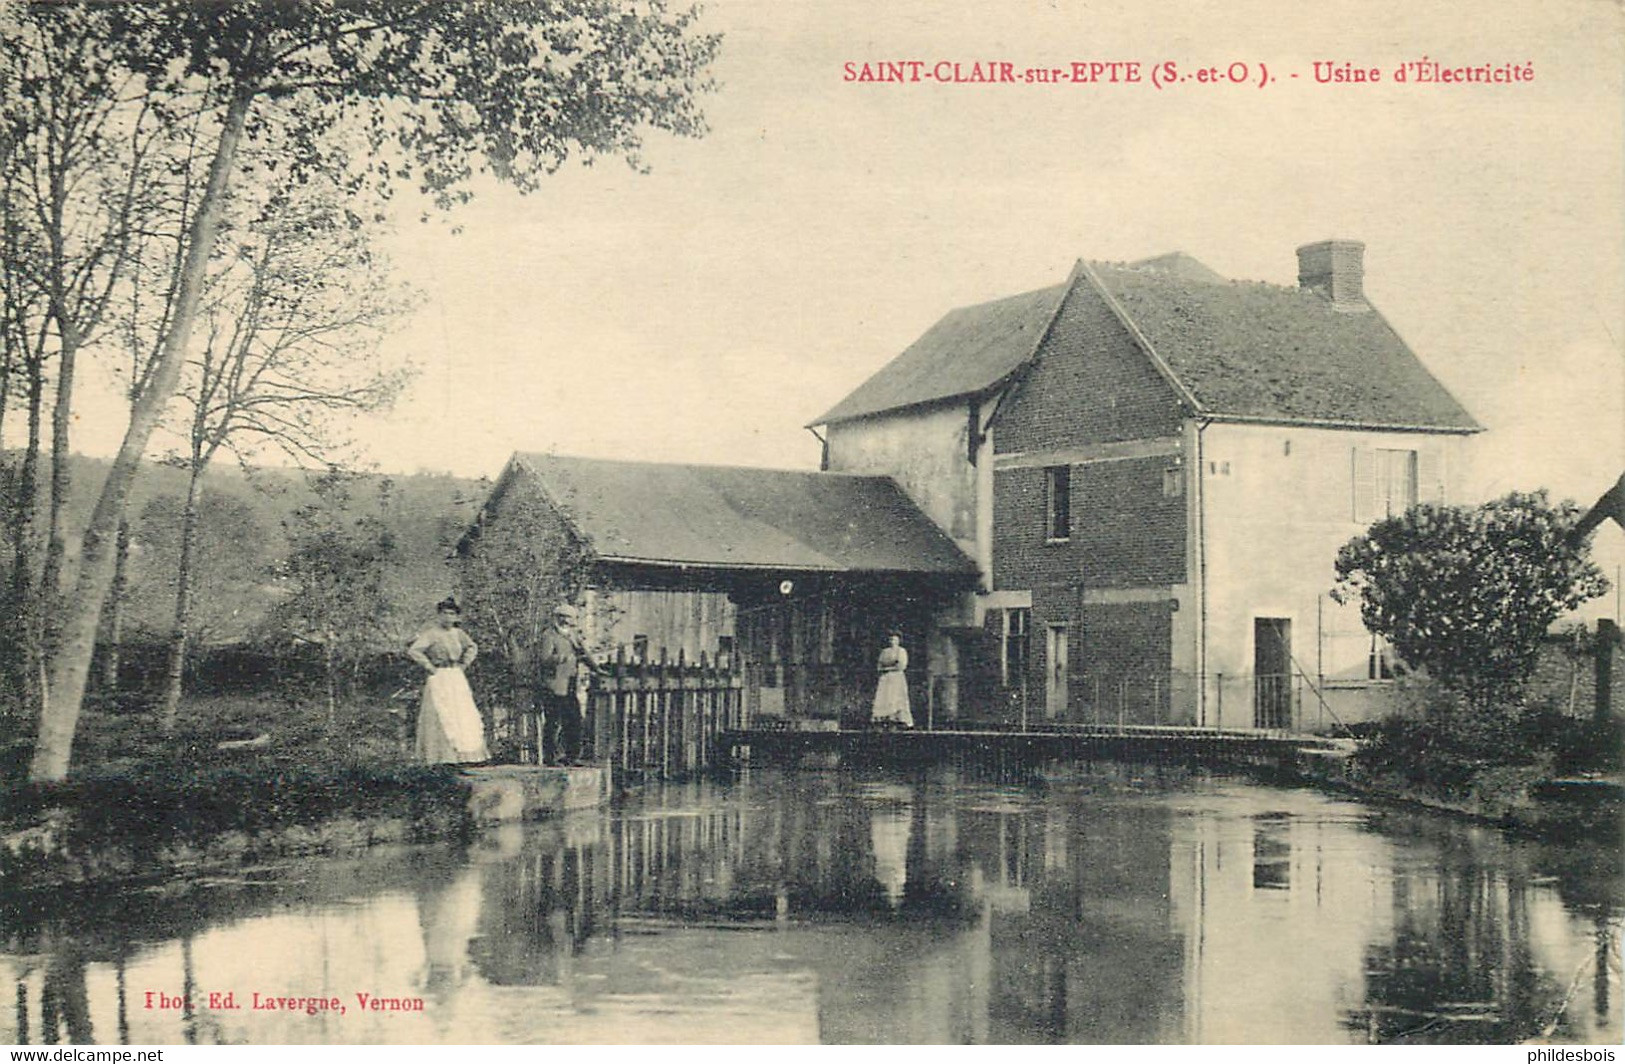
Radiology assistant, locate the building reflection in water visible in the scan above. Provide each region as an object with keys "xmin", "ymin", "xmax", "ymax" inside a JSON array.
[{"xmin": 0, "ymin": 766, "xmax": 1618, "ymax": 1045}]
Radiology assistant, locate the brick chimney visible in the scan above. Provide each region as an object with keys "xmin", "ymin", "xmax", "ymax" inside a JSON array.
[{"xmin": 1296, "ymin": 239, "xmax": 1366, "ymax": 309}]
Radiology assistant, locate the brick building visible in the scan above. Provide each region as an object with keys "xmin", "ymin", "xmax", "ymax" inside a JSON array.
[{"xmin": 811, "ymin": 241, "xmax": 1481, "ymax": 731}]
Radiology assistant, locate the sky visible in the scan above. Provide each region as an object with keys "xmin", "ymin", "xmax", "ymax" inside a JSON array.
[{"xmin": 69, "ymin": 0, "xmax": 1625, "ymax": 508}]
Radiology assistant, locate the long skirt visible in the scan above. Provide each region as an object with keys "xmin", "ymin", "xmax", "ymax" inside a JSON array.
[
  {"xmin": 871, "ymin": 671, "xmax": 913, "ymax": 726},
  {"xmin": 415, "ymin": 668, "xmax": 489, "ymax": 764}
]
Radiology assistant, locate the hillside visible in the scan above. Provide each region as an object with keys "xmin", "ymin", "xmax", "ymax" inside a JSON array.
[{"xmin": 2, "ymin": 454, "xmax": 490, "ymax": 644}]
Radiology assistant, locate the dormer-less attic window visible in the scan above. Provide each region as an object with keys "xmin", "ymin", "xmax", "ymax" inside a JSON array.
[{"xmin": 1045, "ymin": 465, "xmax": 1071, "ymax": 542}]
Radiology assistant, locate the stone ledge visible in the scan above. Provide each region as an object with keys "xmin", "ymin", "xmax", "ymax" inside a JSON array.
[{"xmin": 462, "ymin": 765, "xmax": 610, "ymax": 824}]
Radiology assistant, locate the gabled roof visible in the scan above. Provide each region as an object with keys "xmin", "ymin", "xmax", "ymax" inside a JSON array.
[
  {"xmin": 811, "ymin": 251, "xmax": 1480, "ymax": 433},
  {"xmin": 486, "ymin": 453, "xmax": 978, "ymax": 577},
  {"xmin": 809, "ymin": 281, "xmax": 1068, "ymax": 426},
  {"xmin": 1087, "ymin": 262, "xmax": 1480, "ymax": 431}
]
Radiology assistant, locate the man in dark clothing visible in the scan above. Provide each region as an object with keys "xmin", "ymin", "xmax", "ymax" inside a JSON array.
[{"xmin": 535, "ymin": 603, "xmax": 597, "ymax": 765}]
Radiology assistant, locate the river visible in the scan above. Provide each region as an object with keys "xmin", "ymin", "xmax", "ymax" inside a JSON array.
[{"xmin": 3, "ymin": 765, "xmax": 1619, "ymax": 1044}]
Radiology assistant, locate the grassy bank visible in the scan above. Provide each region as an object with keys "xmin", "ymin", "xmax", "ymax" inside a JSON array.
[
  {"xmin": 1309, "ymin": 699, "xmax": 1624, "ymax": 839},
  {"xmin": 0, "ymin": 691, "xmax": 476, "ymax": 891}
]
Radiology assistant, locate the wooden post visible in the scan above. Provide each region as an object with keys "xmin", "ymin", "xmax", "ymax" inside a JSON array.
[{"xmin": 653, "ymin": 647, "xmax": 665, "ymax": 778}]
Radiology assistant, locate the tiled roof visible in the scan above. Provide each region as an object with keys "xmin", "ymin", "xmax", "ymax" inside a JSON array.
[
  {"xmin": 1127, "ymin": 251, "xmax": 1227, "ymax": 284},
  {"xmin": 812, "ymin": 252, "xmax": 1480, "ymax": 432},
  {"xmin": 501, "ymin": 453, "xmax": 978, "ymax": 576},
  {"xmin": 1087, "ymin": 262, "xmax": 1480, "ymax": 430},
  {"xmin": 810, "ymin": 282, "xmax": 1068, "ymax": 425}
]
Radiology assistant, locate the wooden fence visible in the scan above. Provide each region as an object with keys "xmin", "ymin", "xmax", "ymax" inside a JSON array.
[{"xmin": 586, "ymin": 648, "xmax": 746, "ymax": 778}]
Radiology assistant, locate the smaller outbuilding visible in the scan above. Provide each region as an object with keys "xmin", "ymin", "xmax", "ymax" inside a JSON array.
[{"xmin": 463, "ymin": 452, "xmax": 980, "ymax": 723}]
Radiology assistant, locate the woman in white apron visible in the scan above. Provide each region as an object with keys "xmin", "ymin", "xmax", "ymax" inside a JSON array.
[
  {"xmin": 870, "ymin": 631, "xmax": 914, "ymax": 728},
  {"xmin": 406, "ymin": 597, "xmax": 489, "ymax": 764}
]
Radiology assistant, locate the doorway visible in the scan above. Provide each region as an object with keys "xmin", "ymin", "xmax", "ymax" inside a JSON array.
[
  {"xmin": 1046, "ymin": 624, "xmax": 1069, "ymax": 719},
  {"xmin": 1253, "ymin": 617, "xmax": 1292, "ymax": 729}
]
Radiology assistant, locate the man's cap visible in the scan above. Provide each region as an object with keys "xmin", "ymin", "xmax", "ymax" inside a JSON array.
[{"xmin": 553, "ymin": 604, "xmax": 578, "ymax": 619}]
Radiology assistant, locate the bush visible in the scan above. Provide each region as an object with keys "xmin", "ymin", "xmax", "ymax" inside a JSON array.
[{"xmin": 1353, "ymin": 684, "xmax": 1621, "ymax": 799}]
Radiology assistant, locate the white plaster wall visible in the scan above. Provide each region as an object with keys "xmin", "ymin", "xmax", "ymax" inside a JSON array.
[
  {"xmin": 1198, "ymin": 422, "xmax": 1473, "ymax": 729},
  {"xmin": 825, "ymin": 403, "xmax": 984, "ymax": 573}
]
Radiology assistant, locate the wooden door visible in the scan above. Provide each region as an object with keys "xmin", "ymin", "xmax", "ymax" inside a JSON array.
[
  {"xmin": 1253, "ymin": 617, "xmax": 1292, "ymax": 729},
  {"xmin": 1046, "ymin": 625, "xmax": 1069, "ymax": 720}
]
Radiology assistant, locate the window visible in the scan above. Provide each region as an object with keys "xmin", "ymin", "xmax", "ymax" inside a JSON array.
[
  {"xmin": 1353, "ymin": 447, "xmax": 1418, "ymax": 521},
  {"xmin": 1162, "ymin": 466, "xmax": 1183, "ymax": 498},
  {"xmin": 1001, "ymin": 608, "xmax": 1030, "ymax": 689},
  {"xmin": 1375, "ymin": 449, "xmax": 1417, "ymax": 516},
  {"xmin": 1368, "ymin": 633, "xmax": 1403, "ymax": 681},
  {"xmin": 632, "ymin": 634, "xmax": 649, "ymax": 661},
  {"xmin": 1044, "ymin": 466, "xmax": 1071, "ymax": 541}
]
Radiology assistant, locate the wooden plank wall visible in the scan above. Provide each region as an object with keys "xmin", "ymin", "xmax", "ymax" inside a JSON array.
[{"xmin": 586, "ymin": 588, "xmax": 736, "ymax": 662}]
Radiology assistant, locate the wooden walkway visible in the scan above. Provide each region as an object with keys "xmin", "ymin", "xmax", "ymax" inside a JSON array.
[{"xmin": 718, "ymin": 722, "xmax": 1352, "ymax": 769}]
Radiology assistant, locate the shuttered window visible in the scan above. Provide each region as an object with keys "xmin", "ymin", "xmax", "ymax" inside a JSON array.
[
  {"xmin": 1353, "ymin": 446, "xmax": 1426, "ymax": 521},
  {"xmin": 1417, "ymin": 448, "xmax": 1445, "ymax": 504},
  {"xmin": 1352, "ymin": 448, "xmax": 1376, "ymax": 522},
  {"xmin": 1376, "ymin": 449, "xmax": 1417, "ymax": 516}
]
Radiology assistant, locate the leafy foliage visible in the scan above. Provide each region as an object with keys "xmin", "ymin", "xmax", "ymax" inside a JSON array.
[
  {"xmin": 9, "ymin": 0, "xmax": 719, "ymax": 780},
  {"xmin": 127, "ymin": 491, "xmax": 271, "ymax": 643},
  {"xmin": 453, "ymin": 473, "xmax": 598, "ymax": 706},
  {"xmin": 99, "ymin": 0, "xmax": 720, "ymax": 207},
  {"xmin": 1332, "ymin": 491, "xmax": 1609, "ymax": 707},
  {"xmin": 1352, "ymin": 694, "xmax": 1622, "ymax": 801},
  {"xmin": 269, "ymin": 471, "xmax": 400, "ymax": 717}
]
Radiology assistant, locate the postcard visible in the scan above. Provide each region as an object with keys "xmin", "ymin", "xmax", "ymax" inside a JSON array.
[{"xmin": 1, "ymin": 0, "xmax": 1620, "ymax": 1049}]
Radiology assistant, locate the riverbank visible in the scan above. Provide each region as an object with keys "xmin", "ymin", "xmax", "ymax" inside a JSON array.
[
  {"xmin": 1292, "ymin": 748, "xmax": 1624, "ymax": 840},
  {"xmin": 0, "ymin": 758, "xmax": 476, "ymax": 894},
  {"xmin": 0, "ymin": 759, "xmax": 618, "ymax": 894}
]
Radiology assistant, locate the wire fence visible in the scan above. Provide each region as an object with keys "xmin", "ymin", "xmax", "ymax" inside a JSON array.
[{"xmin": 939, "ymin": 669, "xmax": 1340, "ymax": 734}]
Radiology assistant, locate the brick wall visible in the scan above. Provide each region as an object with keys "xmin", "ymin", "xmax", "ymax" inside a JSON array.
[
  {"xmin": 994, "ymin": 456, "xmax": 1186, "ymax": 591},
  {"xmin": 994, "ymin": 281, "xmax": 1185, "ymax": 453},
  {"xmin": 991, "ymin": 279, "xmax": 1188, "ymax": 593},
  {"xmin": 1077, "ymin": 602, "xmax": 1175, "ymax": 724},
  {"xmin": 1528, "ymin": 622, "xmax": 1623, "ymax": 719},
  {"xmin": 980, "ymin": 278, "xmax": 1191, "ymax": 720}
]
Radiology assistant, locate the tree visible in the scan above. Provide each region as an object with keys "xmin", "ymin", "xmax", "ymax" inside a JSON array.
[
  {"xmin": 0, "ymin": 11, "xmax": 186, "ymax": 713},
  {"xmin": 1331, "ymin": 491, "xmax": 1610, "ymax": 709},
  {"xmin": 270, "ymin": 472, "xmax": 398, "ymax": 726},
  {"xmin": 128, "ymin": 490, "xmax": 271, "ymax": 648},
  {"xmin": 19, "ymin": 0, "xmax": 719, "ymax": 780},
  {"xmin": 453, "ymin": 483, "xmax": 599, "ymax": 706},
  {"xmin": 156, "ymin": 178, "xmax": 413, "ymax": 726}
]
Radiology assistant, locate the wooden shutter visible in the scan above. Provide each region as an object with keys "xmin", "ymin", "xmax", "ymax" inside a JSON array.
[
  {"xmin": 1351, "ymin": 447, "xmax": 1376, "ymax": 522},
  {"xmin": 1417, "ymin": 447, "xmax": 1445, "ymax": 504}
]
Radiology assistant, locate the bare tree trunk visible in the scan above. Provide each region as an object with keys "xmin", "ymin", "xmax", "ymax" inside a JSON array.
[
  {"xmin": 30, "ymin": 90, "xmax": 253, "ymax": 782},
  {"xmin": 11, "ymin": 348, "xmax": 45, "ymax": 718},
  {"xmin": 39, "ymin": 319, "xmax": 81, "ymax": 649},
  {"xmin": 160, "ymin": 467, "xmax": 204, "ymax": 727},
  {"xmin": 100, "ymin": 517, "xmax": 130, "ymax": 694}
]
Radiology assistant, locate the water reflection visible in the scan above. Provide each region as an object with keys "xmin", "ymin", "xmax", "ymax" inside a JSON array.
[{"xmin": 1, "ymin": 767, "xmax": 1618, "ymax": 1044}]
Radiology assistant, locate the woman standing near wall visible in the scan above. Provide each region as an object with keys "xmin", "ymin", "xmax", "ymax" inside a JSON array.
[{"xmin": 871, "ymin": 631, "xmax": 914, "ymax": 728}]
